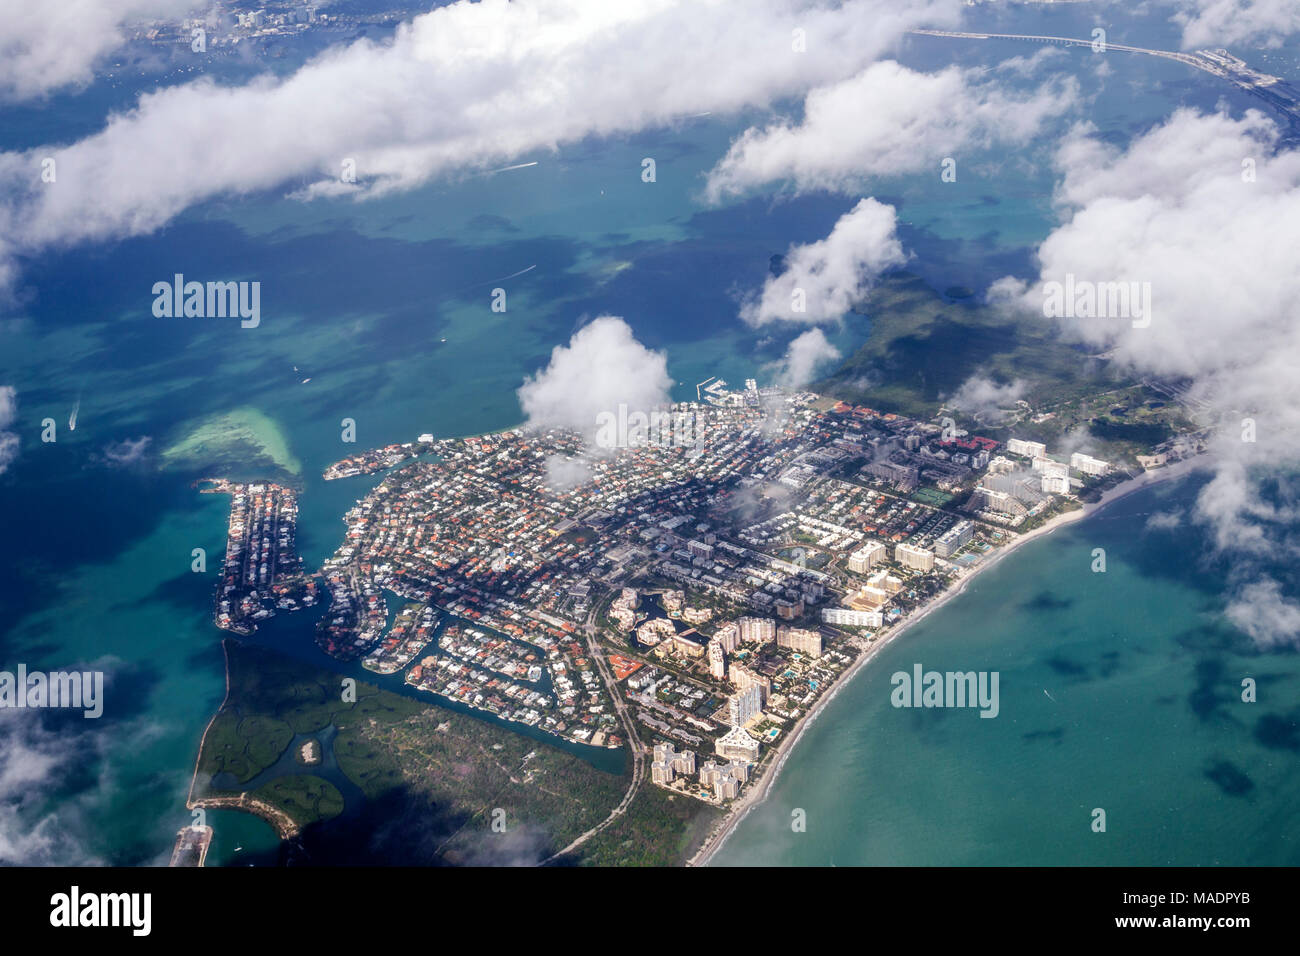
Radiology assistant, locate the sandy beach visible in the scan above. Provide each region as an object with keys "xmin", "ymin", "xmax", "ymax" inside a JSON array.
[{"xmin": 687, "ymin": 457, "xmax": 1205, "ymax": 866}]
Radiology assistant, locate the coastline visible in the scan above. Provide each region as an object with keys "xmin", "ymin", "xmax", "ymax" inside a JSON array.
[
  {"xmin": 185, "ymin": 638, "xmax": 302, "ymax": 845},
  {"xmin": 187, "ymin": 638, "xmax": 233, "ymax": 809},
  {"xmin": 687, "ymin": 457, "xmax": 1204, "ymax": 867}
]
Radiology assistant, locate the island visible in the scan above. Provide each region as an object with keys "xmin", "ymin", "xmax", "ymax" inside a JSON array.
[{"xmin": 193, "ymin": 372, "xmax": 1204, "ymax": 864}]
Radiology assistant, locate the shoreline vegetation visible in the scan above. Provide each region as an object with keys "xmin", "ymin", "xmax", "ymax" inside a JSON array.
[
  {"xmin": 687, "ymin": 456, "xmax": 1205, "ymax": 867},
  {"xmin": 186, "ymin": 639, "xmax": 713, "ymax": 866},
  {"xmin": 188, "ymin": 369, "xmax": 1208, "ymax": 866},
  {"xmin": 185, "ymin": 642, "xmax": 308, "ymax": 841},
  {"xmin": 188, "ymin": 447, "xmax": 1201, "ymax": 868},
  {"xmin": 185, "ymin": 640, "xmax": 428, "ymax": 850}
]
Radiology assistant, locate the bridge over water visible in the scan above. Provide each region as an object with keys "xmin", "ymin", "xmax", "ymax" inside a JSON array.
[{"xmin": 910, "ymin": 29, "xmax": 1300, "ymax": 130}]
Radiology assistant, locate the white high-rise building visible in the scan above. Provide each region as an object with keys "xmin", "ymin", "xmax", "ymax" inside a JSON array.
[
  {"xmin": 1033, "ymin": 457, "xmax": 1069, "ymax": 479},
  {"xmin": 867, "ymin": 570, "xmax": 904, "ymax": 594},
  {"xmin": 737, "ymin": 616, "xmax": 776, "ymax": 643},
  {"xmin": 776, "ymin": 625, "xmax": 823, "ymax": 657},
  {"xmin": 707, "ymin": 640, "xmax": 726, "ymax": 679},
  {"xmin": 847, "ymin": 541, "xmax": 887, "ymax": 574},
  {"xmin": 650, "ymin": 743, "xmax": 696, "ymax": 784},
  {"xmin": 729, "ymin": 662, "xmax": 771, "ymax": 702},
  {"xmin": 687, "ymin": 539, "xmax": 715, "ymax": 561},
  {"xmin": 714, "ymin": 773, "xmax": 740, "ymax": 801},
  {"xmin": 934, "ymin": 520, "xmax": 973, "ymax": 558},
  {"xmin": 713, "ymin": 621, "xmax": 740, "ymax": 653},
  {"xmin": 699, "ymin": 760, "xmax": 744, "ymax": 799},
  {"xmin": 1070, "ymin": 453, "xmax": 1110, "ymax": 476},
  {"xmin": 716, "ymin": 725, "xmax": 761, "ymax": 762},
  {"xmin": 728, "ymin": 685, "xmax": 763, "ymax": 727},
  {"xmin": 972, "ymin": 486, "xmax": 1029, "ymax": 516},
  {"xmin": 822, "ymin": 607, "xmax": 883, "ymax": 628},
  {"xmin": 1006, "ymin": 438, "xmax": 1047, "ymax": 459},
  {"xmin": 894, "ymin": 543, "xmax": 935, "ymax": 572},
  {"xmin": 1041, "ymin": 473, "xmax": 1070, "ymax": 494}
]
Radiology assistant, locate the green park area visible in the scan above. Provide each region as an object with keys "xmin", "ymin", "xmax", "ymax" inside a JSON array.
[
  {"xmin": 194, "ymin": 640, "xmax": 717, "ymax": 863},
  {"xmin": 818, "ymin": 275, "xmax": 1196, "ymax": 467}
]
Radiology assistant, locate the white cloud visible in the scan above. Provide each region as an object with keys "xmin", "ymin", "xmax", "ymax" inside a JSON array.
[
  {"xmin": 0, "ymin": 385, "xmax": 18, "ymax": 476},
  {"xmin": 0, "ymin": 0, "xmax": 961, "ymax": 294},
  {"xmin": 945, "ymin": 375, "xmax": 1026, "ymax": 423},
  {"xmin": 991, "ymin": 107, "xmax": 1300, "ymax": 647},
  {"xmin": 517, "ymin": 315, "xmax": 672, "ymax": 442},
  {"xmin": 1054, "ymin": 423, "xmax": 1101, "ymax": 457},
  {"xmin": 997, "ymin": 109, "xmax": 1300, "ymax": 384},
  {"xmin": 0, "ymin": 712, "xmax": 105, "ymax": 865},
  {"xmin": 102, "ymin": 436, "xmax": 152, "ymax": 466},
  {"xmin": 741, "ymin": 197, "xmax": 906, "ymax": 326},
  {"xmin": 993, "ymin": 47, "xmax": 1067, "ymax": 78},
  {"xmin": 542, "ymin": 454, "xmax": 592, "ymax": 491},
  {"xmin": 0, "ymin": 0, "xmax": 196, "ymax": 102},
  {"xmin": 704, "ymin": 59, "xmax": 1076, "ymax": 201},
  {"xmin": 1145, "ymin": 510, "xmax": 1184, "ymax": 532},
  {"xmin": 1225, "ymin": 578, "xmax": 1300, "ymax": 649},
  {"xmin": 0, "ymin": 386, "xmax": 15, "ymax": 427},
  {"xmin": 774, "ymin": 328, "xmax": 841, "ymax": 387},
  {"xmin": 1166, "ymin": 0, "xmax": 1300, "ymax": 49}
]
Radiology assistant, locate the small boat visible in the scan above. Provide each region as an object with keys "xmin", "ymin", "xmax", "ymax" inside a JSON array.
[{"xmin": 301, "ymin": 378, "xmax": 311, "ymax": 384}]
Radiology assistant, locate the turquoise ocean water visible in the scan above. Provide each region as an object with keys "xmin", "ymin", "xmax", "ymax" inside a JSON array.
[
  {"xmin": 712, "ymin": 476, "xmax": 1300, "ymax": 866},
  {"xmin": 0, "ymin": 3, "xmax": 1296, "ymax": 865}
]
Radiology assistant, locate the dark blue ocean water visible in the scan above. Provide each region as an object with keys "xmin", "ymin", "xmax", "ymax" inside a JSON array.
[{"xmin": 1, "ymin": 2, "xmax": 1296, "ymax": 865}]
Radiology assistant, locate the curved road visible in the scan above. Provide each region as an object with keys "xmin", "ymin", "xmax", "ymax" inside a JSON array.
[{"xmin": 538, "ymin": 607, "xmax": 646, "ymax": 865}]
